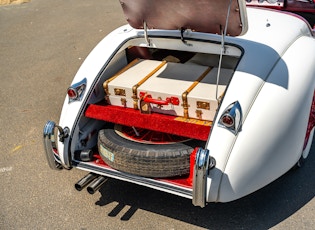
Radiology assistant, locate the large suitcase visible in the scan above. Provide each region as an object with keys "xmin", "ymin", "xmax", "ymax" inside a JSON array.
[{"xmin": 103, "ymin": 59, "xmax": 233, "ymax": 121}]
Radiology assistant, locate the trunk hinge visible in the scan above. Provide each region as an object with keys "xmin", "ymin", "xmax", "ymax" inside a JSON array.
[{"xmin": 180, "ymin": 28, "xmax": 192, "ymax": 46}]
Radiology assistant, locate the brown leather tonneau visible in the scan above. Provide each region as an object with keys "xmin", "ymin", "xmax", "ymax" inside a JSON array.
[{"xmin": 119, "ymin": 0, "xmax": 248, "ymax": 36}]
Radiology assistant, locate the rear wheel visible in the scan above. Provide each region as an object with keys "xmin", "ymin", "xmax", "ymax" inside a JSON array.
[
  {"xmin": 98, "ymin": 124, "xmax": 204, "ymax": 178},
  {"xmin": 296, "ymin": 93, "xmax": 315, "ymax": 168},
  {"xmin": 296, "ymin": 127, "xmax": 314, "ymax": 168}
]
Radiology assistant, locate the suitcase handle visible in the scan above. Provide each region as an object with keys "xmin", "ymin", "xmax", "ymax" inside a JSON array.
[
  {"xmin": 143, "ymin": 96, "xmax": 169, "ymax": 105},
  {"xmin": 141, "ymin": 93, "xmax": 180, "ymax": 106}
]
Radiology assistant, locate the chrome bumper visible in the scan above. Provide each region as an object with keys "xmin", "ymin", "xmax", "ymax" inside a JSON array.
[
  {"xmin": 43, "ymin": 121, "xmax": 214, "ymax": 206},
  {"xmin": 43, "ymin": 121, "xmax": 63, "ymax": 170}
]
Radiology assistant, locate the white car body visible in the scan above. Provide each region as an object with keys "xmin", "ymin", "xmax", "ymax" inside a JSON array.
[{"xmin": 44, "ymin": 1, "xmax": 315, "ymax": 207}]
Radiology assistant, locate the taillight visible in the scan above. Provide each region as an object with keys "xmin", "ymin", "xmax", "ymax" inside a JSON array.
[
  {"xmin": 67, "ymin": 88, "xmax": 78, "ymax": 99},
  {"xmin": 220, "ymin": 114, "xmax": 234, "ymax": 127},
  {"xmin": 67, "ymin": 78, "xmax": 87, "ymax": 103},
  {"xmin": 218, "ymin": 101, "xmax": 242, "ymax": 135}
]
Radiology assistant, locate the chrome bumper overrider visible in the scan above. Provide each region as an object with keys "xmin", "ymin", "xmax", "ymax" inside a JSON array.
[
  {"xmin": 43, "ymin": 121, "xmax": 69, "ymax": 170},
  {"xmin": 192, "ymin": 148, "xmax": 215, "ymax": 207}
]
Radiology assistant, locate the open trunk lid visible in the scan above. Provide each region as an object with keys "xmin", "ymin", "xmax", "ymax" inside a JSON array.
[{"xmin": 119, "ymin": 0, "xmax": 248, "ymax": 36}]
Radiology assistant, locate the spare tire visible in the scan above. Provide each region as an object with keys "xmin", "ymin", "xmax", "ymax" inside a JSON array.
[{"xmin": 98, "ymin": 124, "xmax": 204, "ymax": 178}]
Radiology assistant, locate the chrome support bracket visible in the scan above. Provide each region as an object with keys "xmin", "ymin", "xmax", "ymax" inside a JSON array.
[
  {"xmin": 143, "ymin": 21, "xmax": 151, "ymax": 46},
  {"xmin": 192, "ymin": 148, "xmax": 214, "ymax": 207}
]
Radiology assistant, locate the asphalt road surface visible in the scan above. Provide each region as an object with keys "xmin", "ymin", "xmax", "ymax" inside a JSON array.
[{"xmin": 1, "ymin": 1, "xmax": 315, "ymax": 229}]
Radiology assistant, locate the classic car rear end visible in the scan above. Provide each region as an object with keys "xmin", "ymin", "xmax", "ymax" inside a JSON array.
[{"xmin": 43, "ymin": 0, "xmax": 315, "ymax": 207}]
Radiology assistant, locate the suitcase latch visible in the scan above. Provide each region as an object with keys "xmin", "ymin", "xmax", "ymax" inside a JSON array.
[
  {"xmin": 120, "ymin": 98, "xmax": 127, "ymax": 107},
  {"xmin": 197, "ymin": 101, "xmax": 210, "ymax": 110},
  {"xmin": 196, "ymin": 110, "xmax": 203, "ymax": 120},
  {"xmin": 114, "ymin": 88, "xmax": 126, "ymax": 96}
]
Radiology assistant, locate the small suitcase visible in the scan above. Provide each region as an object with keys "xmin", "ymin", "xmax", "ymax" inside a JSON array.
[{"xmin": 103, "ymin": 59, "xmax": 167, "ymax": 109}]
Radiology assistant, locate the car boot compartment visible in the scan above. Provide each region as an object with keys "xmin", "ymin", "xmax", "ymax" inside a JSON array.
[
  {"xmin": 77, "ymin": 39, "xmax": 241, "ymax": 187},
  {"xmin": 84, "ymin": 43, "xmax": 240, "ymax": 141}
]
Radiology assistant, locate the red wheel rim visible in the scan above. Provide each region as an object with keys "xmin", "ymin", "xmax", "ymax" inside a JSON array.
[
  {"xmin": 114, "ymin": 125, "xmax": 190, "ymax": 144},
  {"xmin": 304, "ymin": 91, "xmax": 315, "ymax": 150}
]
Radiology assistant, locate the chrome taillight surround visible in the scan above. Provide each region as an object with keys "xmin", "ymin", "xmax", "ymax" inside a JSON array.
[
  {"xmin": 218, "ymin": 101, "xmax": 243, "ymax": 135},
  {"xmin": 67, "ymin": 78, "xmax": 87, "ymax": 103}
]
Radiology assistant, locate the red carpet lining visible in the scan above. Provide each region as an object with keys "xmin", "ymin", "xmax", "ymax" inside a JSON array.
[{"xmin": 85, "ymin": 104, "xmax": 211, "ymax": 141}]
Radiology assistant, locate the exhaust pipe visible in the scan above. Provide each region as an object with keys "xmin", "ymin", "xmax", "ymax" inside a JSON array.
[
  {"xmin": 87, "ymin": 176, "xmax": 108, "ymax": 194},
  {"xmin": 75, "ymin": 173, "xmax": 98, "ymax": 191}
]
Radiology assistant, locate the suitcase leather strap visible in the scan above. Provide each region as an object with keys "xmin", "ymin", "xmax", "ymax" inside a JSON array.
[
  {"xmin": 132, "ymin": 60, "xmax": 167, "ymax": 109},
  {"xmin": 182, "ymin": 67, "xmax": 212, "ymax": 118},
  {"xmin": 103, "ymin": 58, "xmax": 140, "ymax": 98}
]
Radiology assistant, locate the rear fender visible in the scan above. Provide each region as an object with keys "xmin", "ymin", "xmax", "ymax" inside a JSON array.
[{"xmin": 218, "ymin": 36, "xmax": 315, "ymax": 202}]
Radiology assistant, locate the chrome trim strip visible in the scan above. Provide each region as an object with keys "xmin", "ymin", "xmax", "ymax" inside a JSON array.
[
  {"xmin": 43, "ymin": 121, "xmax": 62, "ymax": 170},
  {"xmin": 73, "ymin": 160, "xmax": 193, "ymax": 199},
  {"xmin": 192, "ymin": 148, "xmax": 210, "ymax": 207}
]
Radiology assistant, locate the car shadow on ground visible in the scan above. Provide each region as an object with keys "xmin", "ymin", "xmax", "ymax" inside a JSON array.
[{"xmin": 96, "ymin": 144, "xmax": 315, "ymax": 229}]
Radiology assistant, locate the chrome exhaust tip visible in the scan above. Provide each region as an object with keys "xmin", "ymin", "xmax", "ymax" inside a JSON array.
[
  {"xmin": 75, "ymin": 173, "xmax": 98, "ymax": 191},
  {"xmin": 87, "ymin": 176, "xmax": 108, "ymax": 194}
]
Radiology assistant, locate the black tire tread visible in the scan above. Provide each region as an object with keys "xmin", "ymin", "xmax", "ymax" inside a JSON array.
[{"xmin": 98, "ymin": 127, "xmax": 201, "ymax": 178}]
